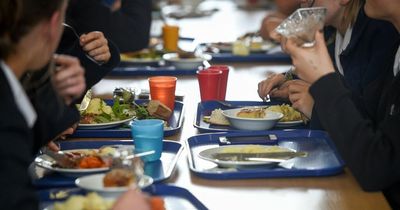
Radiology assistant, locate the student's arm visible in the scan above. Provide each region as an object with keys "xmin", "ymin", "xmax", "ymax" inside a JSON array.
[
  {"xmin": 310, "ymin": 72, "xmax": 400, "ymax": 190},
  {"xmin": 67, "ymin": 0, "xmax": 151, "ymax": 52}
]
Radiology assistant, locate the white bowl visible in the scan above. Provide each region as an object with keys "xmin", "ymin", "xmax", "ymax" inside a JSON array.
[
  {"xmin": 163, "ymin": 53, "xmax": 212, "ymax": 69},
  {"xmin": 222, "ymin": 107, "xmax": 283, "ymax": 130}
]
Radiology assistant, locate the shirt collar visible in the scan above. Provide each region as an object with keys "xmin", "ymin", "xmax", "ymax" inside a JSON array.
[
  {"xmin": 394, "ymin": 46, "xmax": 400, "ymax": 76},
  {"xmin": 334, "ymin": 26, "xmax": 353, "ymax": 75},
  {"xmin": 1, "ymin": 61, "xmax": 37, "ymax": 128}
]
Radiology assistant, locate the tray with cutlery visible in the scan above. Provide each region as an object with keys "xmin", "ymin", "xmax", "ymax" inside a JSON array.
[
  {"xmin": 194, "ymin": 100, "xmax": 307, "ymax": 133},
  {"xmin": 186, "ymin": 130, "xmax": 344, "ymax": 179}
]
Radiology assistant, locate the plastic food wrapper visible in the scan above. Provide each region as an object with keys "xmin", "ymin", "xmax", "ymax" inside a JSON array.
[{"xmin": 275, "ymin": 7, "xmax": 327, "ymax": 47}]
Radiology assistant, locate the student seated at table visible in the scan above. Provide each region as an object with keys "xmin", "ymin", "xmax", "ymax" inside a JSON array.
[
  {"xmin": 259, "ymin": 0, "xmax": 300, "ymax": 40},
  {"xmin": 65, "ymin": 0, "xmax": 152, "ymax": 53},
  {"xmin": 257, "ymin": 0, "xmax": 398, "ymax": 128},
  {"xmin": 26, "ymin": 23, "xmax": 121, "ymax": 143},
  {"xmin": 279, "ymin": 0, "xmax": 400, "ymax": 208},
  {"xmin": 0, "ymin": 0, "xmax": 150, "ymax": 209}
]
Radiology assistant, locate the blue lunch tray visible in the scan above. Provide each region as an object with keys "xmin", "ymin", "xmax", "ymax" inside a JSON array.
[
  {"xmin": 32, "ymin": 140, "xmax": 183, "ymax": 188},
  {"xmin": 72, "ymin": 99, "xmax": 184, "ymax": 138},
  {"xmin": 210, "ymin": 52, "xmax": 291, "ymax": 63},
  {"xmin": 194, "ymin": 100, "xmax": 306, "ymax": 133},
  {"xmin": 186, "ymin": 130, "xmax": 345, "ymax": 179},
  {"xmin": 109, "ymin": 66, "xmax": 201, "ymax": 76},
  {"xmin": 38, "ymin": 184, "xmax": 208, "ymax": 210}
]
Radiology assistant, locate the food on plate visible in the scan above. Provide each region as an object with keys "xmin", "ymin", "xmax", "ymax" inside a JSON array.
[
  {"xmin": 103, "ymin": 169, "xmax": 136, "ymax": 187},
  {"xmin": 78, "ymin": 156, "xmax": 108, "ymax": 169},
  {"xmin": 177, "ymin": 50, "xmax": 196, "ymax": 59},
  {"xmin": 53, "ymin": 192, "xmax": 114, "ymax": 210},
  {"xmin": 120, "ymin": 49, "xmax": 163, "ymax": 61},
  {"xmin": 79, "ymin": 98, "xmax": 135, "ymax": 124},
  {"xmin": 150, "ymin": 196, "xmax": 166, "ymax": 210},
  {"xmin": 146, "ymin": 100, "xmax": 172, "ymax": 120},
  {"xmin": 232, "ymin": 40, "xmax": 249, "ymax": 56},
  {"xmin": 53, "ymin": 192, "xmax": 165, "ymax": 210},
  {"xmin": 98, "ymin": 146, "xmax": 117, "ymax": 156},
  {"xmin": 203, "ymin": 108, "xmax": 230, "ymax": 125},
  {"xmin": 236, "ymin": 107, "xmax": 266, "ymax": 118},
  {"xmin": 113, "ymin": 88, "xmax": 135, "ymax": 104},
  {"xmin": 51, "ymin": 147, "xmax": 115, "ymax": 169},
  {"xmin": 210, "ymin": 108, "xmax": 230, "ymax": 125},
  {"xmin": 220, "ymin": 145, "xmax": 288, "ymax": 154},
  {"xmin": 266, "ymin": 104, "xmax": 302, "ymax": 122}
]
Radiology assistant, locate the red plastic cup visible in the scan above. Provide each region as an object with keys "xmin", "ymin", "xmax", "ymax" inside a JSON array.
[
  {"xmin": 148, "ymin": 76, "xmax": 177, "ymax": 110},
  {"xmin": 206, "ymin": 65, "xmax": 230, "ymax": 100},
  {"xmin": 197, "ymin": 70, "xmax": 222, "ymax": 101}
]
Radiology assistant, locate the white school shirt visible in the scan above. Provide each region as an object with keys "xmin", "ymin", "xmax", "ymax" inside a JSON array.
[
  {"xmin": 1, "ymin": 61, "xmax": 37, "ymax": 128},
  {"xmin": 393, "ymin": 46, "xmax": 400, "ymax": 76},
  {"xmin": 334, "ymin": 27, "xmax": 353, "ymax": 75}
]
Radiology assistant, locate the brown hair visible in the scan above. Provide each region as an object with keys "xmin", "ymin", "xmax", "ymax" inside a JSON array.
[
  {"xmin": 0, "ymin": 0, "xmax": 65, "ymax": 59},
  {"xmin": 343, "ymin": 0, "xmax": 365, "ymax": 27}
]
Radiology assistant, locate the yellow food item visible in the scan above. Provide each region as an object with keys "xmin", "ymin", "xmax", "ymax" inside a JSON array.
[
  {"xmin": 85, "ymin": 98, "xmax": 109, "ymax": 115},
  {"xmin": 53, "ymin": 193, "xmax": 114, "ymax": 210},
  {"xmin": 98, "ymin": 146, "xmax": 116, "ymax": 156},
  {"xmin": 232, "ymin": 40, "xmax": 249, "ymax": 56},
  {"xmin": 236, "ymin": 108, "xmax": 266, "ymax": 118},
  {"xmin": 220, "ymin": 145, "xmax": 287, "ymax": 153},
  {"xmin": 266, "ymin": 104, "xmax": 302, "ymax": 122},
  {"xmin": 249, "ymin": 40, "xmax": 263, "ymax": 51}
]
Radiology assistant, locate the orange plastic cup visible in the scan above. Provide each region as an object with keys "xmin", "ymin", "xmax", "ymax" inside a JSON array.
[
  {"xmin": 148, "ymin": 76, "xmax": 177, "ymax": 111},
  {"xmin": 162, "ymin": 25, "xmax": 179, "ymax": 52}
]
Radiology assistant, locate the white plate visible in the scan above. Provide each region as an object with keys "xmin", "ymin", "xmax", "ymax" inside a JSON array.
[
  {"xmin": 75, "ymin": 173, "xmax": 153, "ymax": 198},
  {"xmin": 198, "ymin": 145, "xmax": 295, "ymax": 168},
  {"xmin": 163, "ymin": 53, "xmax": 212, "ymax": 69},
  {"xmin": 34, "ymin": 150, "xmax": 109, "ymax": 178},
  {"xmin": 78, "ymin": 117, "xmax": 135, "ymax": 130},
  {"xmin": 276, "ymin": 120, "xmax": 304, "ymax": 128}
]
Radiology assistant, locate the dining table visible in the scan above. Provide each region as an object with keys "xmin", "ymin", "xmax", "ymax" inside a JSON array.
[{"xmin": 65, "ymin": 1, "xmax": 391, "ymax": 209}]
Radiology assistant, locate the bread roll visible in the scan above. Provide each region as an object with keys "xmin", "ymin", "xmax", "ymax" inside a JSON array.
[{"xmin": 146, "ymin": 100, "xmax": 172, "ymax": 120}]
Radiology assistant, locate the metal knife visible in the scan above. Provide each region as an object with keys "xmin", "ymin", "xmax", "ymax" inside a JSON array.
[{"xmin": 212, "ymin": 151, "xmax": 307, "ymax": 161}]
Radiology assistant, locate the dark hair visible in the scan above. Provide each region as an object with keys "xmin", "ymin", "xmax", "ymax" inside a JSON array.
[{"xmin": 0, "ymin": 0, "xmax": 65, "ymax": 59}]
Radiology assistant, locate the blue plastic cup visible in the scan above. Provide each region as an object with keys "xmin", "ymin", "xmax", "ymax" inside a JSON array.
[{"xmin": 131, "ymin": 119, "xmax": 164, "ymax": 162}]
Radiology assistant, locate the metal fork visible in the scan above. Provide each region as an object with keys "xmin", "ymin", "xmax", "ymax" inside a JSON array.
[{"xmin": 62, "ymin": 23, "xmax": 103, "ymax": 65}]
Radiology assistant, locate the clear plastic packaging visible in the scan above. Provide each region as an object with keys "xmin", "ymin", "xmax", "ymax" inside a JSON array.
[{"xmin": 275, "ymin": 7, "xmax": 327, "ymax": 47}]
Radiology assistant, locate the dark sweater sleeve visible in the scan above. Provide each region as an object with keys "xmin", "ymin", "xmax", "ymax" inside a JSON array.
[
  {"xmin": 0, "ymin": 84, "xmax": 39, "ymax": 210},
  {"xmin": 310, "ymin": 73, "xmax": 400, "ymax": 191},
  {"xmin": 0, "ymin": 130, "xmax": 39, "ymax": 210},
  {"xmin": 67, "ymin": 0, "xmax": 151, "ymax": 53}
]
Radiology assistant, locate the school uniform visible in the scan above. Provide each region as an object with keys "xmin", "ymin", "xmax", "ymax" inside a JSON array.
[
  {"xmin": 309, "ymin": 40, "xmax": 400, "ymax": 208},
  {"xmin": 0, "ymin": 62, "xmax": 40, "ymax": 210},
  {"xmin": 25, "ymin": 25, "xmax": 121, "ymax": 142},
  {"xmin": 310, "ymin": 7, "xmax": 399, "ymax": 129}
]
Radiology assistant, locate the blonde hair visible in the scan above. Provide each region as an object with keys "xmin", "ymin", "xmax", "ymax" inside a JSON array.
[{"xmin": 343, "ymin": 0, "xmax": 365, "ymax": 27}]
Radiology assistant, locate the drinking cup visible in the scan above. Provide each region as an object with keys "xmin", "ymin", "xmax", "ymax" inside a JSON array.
[
  {"xmin": 131, "ymin": 119, "xmax": 164, "ymax": 162},
  {"xmin": 197, "ymin": 70, "xmax": 222, "ymax": 101},
  {"xmin": 148, "ymin": 76, "xmax": 177, "ymax": 111},
  {"xmin": 162, "ymin": 25, "xmax": 179, "ymax": 52},
  {"xmin": 206, "ymin": 65, "xmax": 230, "ymax": 100}
]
